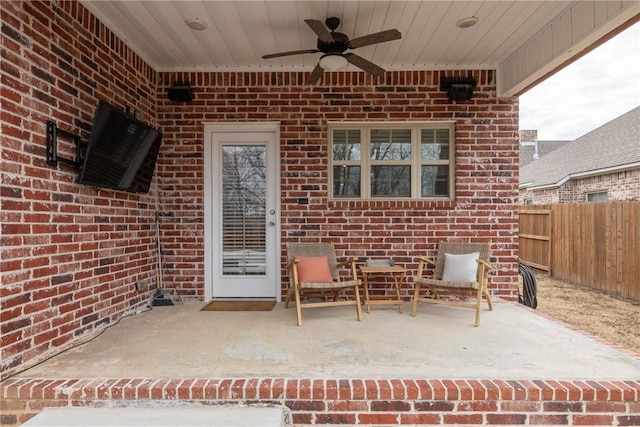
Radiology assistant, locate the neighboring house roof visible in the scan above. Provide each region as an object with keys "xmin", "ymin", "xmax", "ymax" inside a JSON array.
[
  {"xmin": 520, "ymin": 107, "xmax": 640, "ymax": 190},
  {"xmin": 519, "ymin": 140, "xmax": 569, "ymax": 168}
]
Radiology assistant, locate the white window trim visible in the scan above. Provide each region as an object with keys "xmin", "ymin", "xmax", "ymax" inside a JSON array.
[{"xmin": 328, "ymin": 121, "xmax": 456, "ymax": 201}]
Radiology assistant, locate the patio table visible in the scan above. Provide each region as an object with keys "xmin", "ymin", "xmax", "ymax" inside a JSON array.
[{"xmin": 359, "ymin": 265, "xmax": 405, "ymax": 314}]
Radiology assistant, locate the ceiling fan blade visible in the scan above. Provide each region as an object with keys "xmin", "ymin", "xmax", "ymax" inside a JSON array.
[
  {"xmin": 306, "ymin": 64, "xmax": 324, "ymax": 85},
  {"xmin": 344, "ymin": 53, "xmax": 385, "ymax": 77},
  {"xmin": 305, "ymin": 19, "xmax": 334, "ymax": 43},
  {"xmin": 262, "ymin": 49, "xmax": 319, "ymax": 59},
  {"xmin": 348, "ymin": 29, "xmax": 401, "ymax": 49}
]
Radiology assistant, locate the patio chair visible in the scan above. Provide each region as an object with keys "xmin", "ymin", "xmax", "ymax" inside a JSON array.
[
  {"xmin": 285, "ymin": 243, "xmax": 362, "ymax": 326},
  {"xmin": 410, "ymin": 242, "xmax": 494, "ymax": 326}
]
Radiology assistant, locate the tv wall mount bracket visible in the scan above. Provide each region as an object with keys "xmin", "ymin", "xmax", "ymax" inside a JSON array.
[{"xmin": 46, "ymin": 121, "xmax": 86, "ymax": 168}]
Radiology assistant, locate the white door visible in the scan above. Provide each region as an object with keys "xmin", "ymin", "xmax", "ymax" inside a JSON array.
[{"xmin": 204, "ymin": 124, "xmax": 280, "ymax": 300}]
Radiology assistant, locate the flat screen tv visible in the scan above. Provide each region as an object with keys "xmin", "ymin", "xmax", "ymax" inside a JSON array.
[{"xmin": 77, "ymin": 100, "xmax": 162, "ymax": 193}]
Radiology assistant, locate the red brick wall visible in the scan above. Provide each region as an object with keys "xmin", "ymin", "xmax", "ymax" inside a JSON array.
[
  {"xmin": 1, "ymin": 1, "xmax": 158, "ymax": 379},
  {"xmin": 157, "ymin": 71, "xmax": 521, "ymax": 300},
  {"xmin": 2, "ymin": 377, "xmax": 638, "ymax": 426}
]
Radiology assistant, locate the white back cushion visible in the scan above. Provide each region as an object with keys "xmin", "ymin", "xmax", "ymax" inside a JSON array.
[{"xmin": 441, "ymin": 252, "xmax": 480, "ymax": 282}]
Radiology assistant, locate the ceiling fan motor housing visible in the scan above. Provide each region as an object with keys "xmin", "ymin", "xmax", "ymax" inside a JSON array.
[{"xmin": 317, "ymin": 31, "xmax": 349, "ymax": 53}]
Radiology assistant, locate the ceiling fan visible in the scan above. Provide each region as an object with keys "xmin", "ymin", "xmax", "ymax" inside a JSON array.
[{"xmin": 262, "ymin": 17, "xmax": 401, "ymax": 84}]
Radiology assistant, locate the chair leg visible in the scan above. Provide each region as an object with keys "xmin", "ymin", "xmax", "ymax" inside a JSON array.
[
  {"xmin": 284, "ymin": 287, "xmax": 293, "ymax": 308},
  {"xmin": 294, "ymin": 286, "xmax": 303, "ymax": 327},
  {"xmin": 354, "ymin": 285, "xmax": 362, "ymax": 321},
  {"xmin": 474, "ymin": 287, "xmax": 483, "ymax": 327},
  {"xmin": 411, "ymin": 283, "xmax": 421, "ymax": 316},
  {"xmin": 484, "ymin": 289, "xmax": 494, "ymax": 310}
]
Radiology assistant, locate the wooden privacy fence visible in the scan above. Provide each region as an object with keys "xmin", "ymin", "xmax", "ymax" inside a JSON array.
[{"xmin": 519, "ymin": 202, "xmax": 640, "ymax": 301}]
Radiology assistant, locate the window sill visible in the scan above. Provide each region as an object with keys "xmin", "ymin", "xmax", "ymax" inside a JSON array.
[{"xmin": 328, "ymin": 199, "xmax": 457, "ymax": 210}]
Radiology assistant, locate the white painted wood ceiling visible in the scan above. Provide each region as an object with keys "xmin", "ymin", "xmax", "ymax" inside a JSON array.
[{"xmin": 80, "ymin": 1, "xmax": 639, "ymax": 96}]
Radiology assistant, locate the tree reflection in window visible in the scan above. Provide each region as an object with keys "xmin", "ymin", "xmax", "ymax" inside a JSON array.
[
  {"xmin": 421, "ymin": 129, "xmax": 450, "ymax": 197},
  {"xmin": 333, "ymin": 130, "xmax": 361, "ymax": 197},
  {"xmin": 371, "ymin": 129, "xmax": 411, "ymax": 197},
  {"xmin": 222, "ymin": 145, "xmax": 266, "ymax": 275}
]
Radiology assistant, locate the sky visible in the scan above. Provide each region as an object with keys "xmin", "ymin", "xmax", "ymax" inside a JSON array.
[{"xmin": 519, "ymin": 22, "xmax": 640, "ymax": 141}]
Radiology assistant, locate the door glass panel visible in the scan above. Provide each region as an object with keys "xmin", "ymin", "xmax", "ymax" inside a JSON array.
[{"xmin": 222, "ymin": 145, "xmax": 266, "ymax": 276}]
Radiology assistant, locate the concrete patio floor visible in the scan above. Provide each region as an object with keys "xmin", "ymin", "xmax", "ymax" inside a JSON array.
[{"xmin": 13, "ymin": 300, "xmax": 640, "ymax": 381}]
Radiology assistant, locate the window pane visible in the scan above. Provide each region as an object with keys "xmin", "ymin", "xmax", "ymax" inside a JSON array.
[
  {"xmin": 333, "ymin": 129, "xmax": 361, "ymax": 160},
  {"xmin": 333, "ymin": 165, "xmax": 361, "ymax": 197},
  {"xmin": 421, "ymin": 165, "xmax": 449, "ymax": 197},
  {"xmin": 370, "ymin": 129, "xmax": 411, "ymax": 160},
  {"xmin": 587, "ymin": 192, "xmax": 607, "ymax": 202},
  {"xmin": 421, "ymin": 129, "xmax": 450, "ymax": 160},
  {"xmin": 371, "ymin": 166, "xmax": 410, "ymax": 197}
]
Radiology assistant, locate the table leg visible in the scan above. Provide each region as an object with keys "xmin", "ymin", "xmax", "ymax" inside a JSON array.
[{"xmin": 394, "ymin": 273, "xmax": 403, "ymax": 313}]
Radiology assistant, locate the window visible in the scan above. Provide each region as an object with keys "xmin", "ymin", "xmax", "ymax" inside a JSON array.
[
  {"xmin": 330, "ymin": 122, "xmax": 455, "ymax": 200},
  {"xmin": 586, "ymin": 191, "xmax": 608, "ymax": 202}
]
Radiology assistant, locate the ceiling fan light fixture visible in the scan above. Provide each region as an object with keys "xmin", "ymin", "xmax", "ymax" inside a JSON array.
[
  {"xmin": 184, "ymin": 18, "xmax": 208, "ymax": 31},
  {"xmin": 456, "ymin": 16, "xmax": 479, "ymax": 29},
  {"xmin": 319, "ymin": 53, "xmax": 348, "ymax": 71}
]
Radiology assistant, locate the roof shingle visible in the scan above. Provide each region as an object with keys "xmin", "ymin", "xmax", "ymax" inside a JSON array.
[{"xmin": 519, "ymin": 107, "xmax": 640, "ymax": 189}]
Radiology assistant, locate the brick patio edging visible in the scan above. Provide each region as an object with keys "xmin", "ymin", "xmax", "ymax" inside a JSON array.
[{"xmin": 2, "ymin": 378, "xmax": 639, "ymax": 425}]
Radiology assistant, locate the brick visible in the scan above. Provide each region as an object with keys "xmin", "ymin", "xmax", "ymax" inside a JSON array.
[
  {"xmin": 585, "ymin": 401, "xmax": 626, "ymax": 412},
  {"xmin": 618, "ymin": 415, "xmax": 640, "ymax": 426},
  {"xmin": 500, "ymin": 400, "xmax": 539, "ymax": 412},
  {"xmin": 370, "ymin": 400, "xmax": 411, "ymax": 412},
  {"xmin": 400, "ymin": 413, "xmax": 441, "ymax": 424},
  {"xmin": 443, "ymin": 413, "xmax": 484, "ymax": 424},
  {"xmin": 543, "ymin": 401, "xmax": 584, "ymax": 412},
  {"xmin": 315, "ymin": 413, "xmax": 357, "ymax": 424},
  {"xmin": 486, "ymin": 413, "xmax": 527, "ymax": 424},
  {"xmin": 327, "ymin": 400, "xmax": 368, "ymax": 411},
  {"xmin": 459, "ymin": 400, "xmax": 499, "ymax": 412},
  {"xmin": 572, "ymin": 414, "xmax": 615, "ymax": 425},
  {"xmin": 286, "ymin": 400, "xmax": 325, "ymax": 411},
  {"xmin": 530, "ymin": 414, "xmax": 570, "ymax": 425},
  {"xmin": 357, "ymin": 413, "xmax": 399, "ymax": 424},
  {"xmin": 415, "ymin": 400, "xmax": 455, "ymax": 412}
]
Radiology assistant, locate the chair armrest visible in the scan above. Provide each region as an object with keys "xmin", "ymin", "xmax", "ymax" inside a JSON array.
[
  {"xmin": 336, "ymin": 258, "xmax": 357, "ymax": 269},
  {"xmin": 419, "ymin": 256, "xmax": 436, "ymax": 267},
  {"xmin": 416, "ymin": 256, "xmax": 436, "ymax": 277},
  {"xmin": 284, "ymin": 258, "xmax": 300, "ymax": 270},
  {"xmin": 336, "ymin": 257, "xmax": 358, "ymax": 281},
  {"xmin": 476, "ymin": 259, "xmax": 493, "ymax": 283},
  {"xmin": 476, "ymin": 259, "xmax": 493, "ymax": 271}
]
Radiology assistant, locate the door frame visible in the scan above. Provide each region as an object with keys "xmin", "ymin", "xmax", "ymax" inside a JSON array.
[{"xmin": 203, "ymin": 122, "xmax": 281, "ymax": 301}]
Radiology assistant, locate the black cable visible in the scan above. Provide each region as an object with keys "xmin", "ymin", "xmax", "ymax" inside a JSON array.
[
  {"xmin": 0, "ymin": 304, "xmax": 153, "ymax": 383},
  {"xmin": 518, "ymin": 263, "xmax": 538, "ymax": 309}
]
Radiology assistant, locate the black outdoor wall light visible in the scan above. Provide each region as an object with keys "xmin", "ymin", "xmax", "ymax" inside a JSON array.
[
  {"xmin": 168, "ymin": 81, "xmax": 194, "ymax": 102},
  {"xmin": 440, "ymin": 75, "xmax": 477, "ymax": 101}
]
